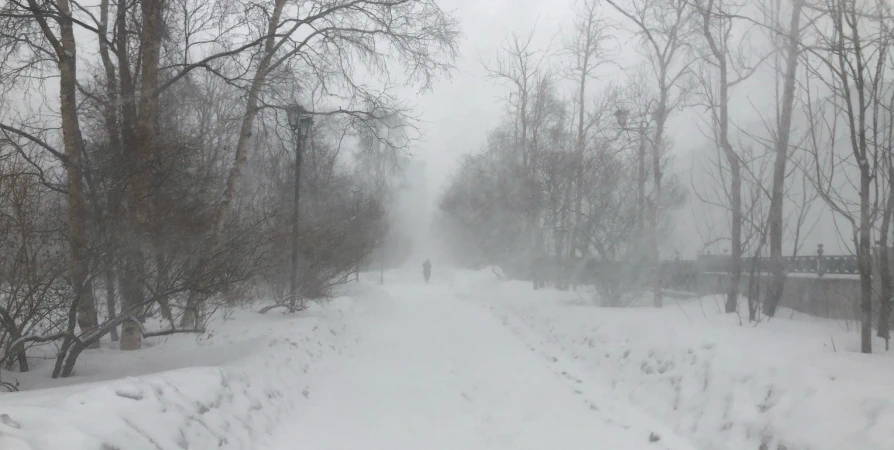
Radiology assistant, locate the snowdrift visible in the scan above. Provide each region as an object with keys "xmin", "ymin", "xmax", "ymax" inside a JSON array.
[
  {"xmin": 0, "ymin": 295, "xmax": 365, "ymax": 450},
  {"xmin": 465, "ymin": 273, "xmax": 894, "ymax": 450}
]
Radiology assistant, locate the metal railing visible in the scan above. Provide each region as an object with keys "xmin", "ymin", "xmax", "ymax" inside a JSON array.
[
  {"xmin": 692, "ymin": 253, "xmax": 858, "ymax": 276},
  {"xmin": 512, "ymin": 246, "xmax": 862, "ymax": 293}
]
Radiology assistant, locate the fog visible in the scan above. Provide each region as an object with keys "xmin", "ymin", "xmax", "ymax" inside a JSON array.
[
  {"xmin": 401, "ymin": 0, "xmax": 858, "ymax": 262},
  {"xmin": 3, "ymin": 1, "xmax": 894, "ymax": 448},
  {"xmin": 1, "ymin": 0, "xmax": 893, "ymax": 394}
]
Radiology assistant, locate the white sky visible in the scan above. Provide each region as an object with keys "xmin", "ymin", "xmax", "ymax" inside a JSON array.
[
  {"xmin": 407, "ymin": 0, "xmax": 713, "ymax": 257},
  {"xmin": 401, "ymin": 0, "xmax": 852, "ymax": 258}
]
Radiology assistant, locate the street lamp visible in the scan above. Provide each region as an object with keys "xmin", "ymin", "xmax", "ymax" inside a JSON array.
[
  {"xmin": 615, "ymin": 106, "xmax": 647, "ymax": 249},
  {"xmin": 287, "ymin": 104, "xmax": 314, "ymax": 136},
  {"xmin": 614, "ymin": 108, "xmax": 630, "ymax": 128},
  {"xmin": 351, "ymin": 187, "xmax": 361, "ymax": 282},
  {"xmin": 286, "ymin": 103, "xmax": 313, "ymax": 310}
]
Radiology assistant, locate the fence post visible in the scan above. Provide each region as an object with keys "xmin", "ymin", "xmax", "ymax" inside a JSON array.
[{"xmin": 817, "ymin": 243, "xmax": 825, "ymax": 277}]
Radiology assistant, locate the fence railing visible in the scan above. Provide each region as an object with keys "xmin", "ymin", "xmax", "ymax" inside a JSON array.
[
  {"xmin": 515, "ymin": 249, "xmax": 862, "ymax": 293},
  {"xmin": 578, "ymin": 253, "xmax": 858, "ymax": 278},
  {"xmin": 691, "ymin": 254, "xmax": 858, "ymax": 276}
]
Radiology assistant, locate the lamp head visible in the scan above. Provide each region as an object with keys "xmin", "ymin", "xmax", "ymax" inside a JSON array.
[{"xmin": 614, "ymin": 108, "xmax": 629, "ymax": 127}]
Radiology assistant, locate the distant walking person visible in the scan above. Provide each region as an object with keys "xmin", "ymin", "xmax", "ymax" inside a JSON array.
[{"xmin": 422, "ymin": 259, "xmax": 432, "ymax": 283}]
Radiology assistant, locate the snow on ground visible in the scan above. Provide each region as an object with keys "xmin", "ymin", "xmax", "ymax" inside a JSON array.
[
  {"xmin": 452, "ymin": 268, "xmax": 894, "ymax": 450},
  {"xmin": 0, "ymin": 283, "xmax": 385, "ymax": 450},
  {"xmin": 4, "ymin": 267, "xmax": 893, "ymax": 450},
  {"xmin": 258, "ymin": 269, "xmax": 697, "ymax": 450}
]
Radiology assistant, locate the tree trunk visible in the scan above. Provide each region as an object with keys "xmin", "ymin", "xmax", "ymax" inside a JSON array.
[
  {"xmin": 181, "ymin": 292, "xmax": 201, "ymax": 329},
  {"xmin": 858, "ymin": 171, "xmax": 872, "ymax": 353},
  {"xmin": 97, "ymin": 0, "xmax": 121, "ymax": 343},
  {"xmin": 59, "ymin": 341, "xmax": 86, "ymax": 378},
  {"xmin": 879, "ymin": 162, "xmax": 894, "ymax": 346},
  {"xmin": 113, "ymin": 0, "xmax": 142, "ymax": 345},
  {"xmin": 289, "ymin": 136, "xmax": 303, "ymax": 309},
  {"xmin": 120, "ymin": 0, "xmax": 166, "ymax": 351},
  {"xmin": 572, "ymin": 37, "xmax": 590, "ymax": 259},
  {"xmin": 118, "ymin": 270, "xmax": 144, "ymax": 350},
  {"xmin": 876, "ymin": 240, "xmax": 891, "ymax": 348},
  {"xmin": 764, "ymin": 0, "xmax": 803, "ymax": 317},
  {"xmin": 104, "ymin": 264, "xmax": 119, "ymax": 342},
  {"xmin": 648, "ymin": 198, "xmax": 661, "ymax": 307},
  {"xmin": 213, "ymin": 0, "xmax": 287, "ymax": 235},
  {"xmin": 122, "ymin": 0, "xmax": 169, "ymax": 350},
  {"xmin": 702, "ymin": 0, "xmax": 742, "ymax": 314},
  {"xmin": 727, "ymin": 161, "xmax": 742, "ymax": 313},
  {"xmin": 179, "ymin": 0, "xmax": 289, "ymax": 323},
  {"xmin": 47, "ymin": 0, "xmax": 100, "ymax": 346},
  {"xmin": 650, "ymin": 86, "xmax": 669, "ymax": 308},
  {"xmin": 7, "ymin": 330, "xmax": 28, "ymax": 372},
  {"xmin": 155, "ymin": 250, "xmax": 175, "ymax": 329},
  {"xmin": 51, "ymin": 292, "xmax": 80, "ymax": 378},
  {"xmin": 638, "ymin": 128, "xmax": 646, "ymax": 240}
]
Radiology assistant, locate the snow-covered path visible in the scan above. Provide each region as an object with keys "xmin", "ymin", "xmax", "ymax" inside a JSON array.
[{"xmin": 259, "ymin": 279, "xmax": 693, "ymax": 450}]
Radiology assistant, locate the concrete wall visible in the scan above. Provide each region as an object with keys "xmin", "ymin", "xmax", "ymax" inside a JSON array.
[{"xmin": 697, "ymin": 272, "xmax": 860, "ymax": 320}]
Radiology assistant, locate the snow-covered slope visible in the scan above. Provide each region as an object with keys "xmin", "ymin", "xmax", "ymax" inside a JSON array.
[
  {"xmin": 458, "ymin": 270, "xmax": 894, "ymax": 450},
  {"xmin": 0, "ymin": 284, "xmax": 382, "ymax": 450}
]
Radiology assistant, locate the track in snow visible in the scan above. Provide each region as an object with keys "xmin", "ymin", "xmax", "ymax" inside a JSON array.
[{"xmin": 259, "ymin": 277, "xmax": 694, "ymax": 450}]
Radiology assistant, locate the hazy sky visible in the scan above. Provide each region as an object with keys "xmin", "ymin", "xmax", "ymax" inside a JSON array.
[
  {"xmin": 402, "ymin": 0, "xmax": 850, "ymax": 258},
  {"xmin": 407, "ymin": 0, "xmax": 714, "ymax": 256},
  {"xmin": 411, "ymin": 0, "xmax": 563, "ymax": 194}
]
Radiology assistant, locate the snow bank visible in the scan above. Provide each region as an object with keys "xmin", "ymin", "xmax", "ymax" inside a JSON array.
[
  {"xmin": 464, "ymin": 273, "xmax": 894, "ymax": 450},
  {"xmin": 0, "ymin": 293, "xmax": 368, "ymax": 450}
]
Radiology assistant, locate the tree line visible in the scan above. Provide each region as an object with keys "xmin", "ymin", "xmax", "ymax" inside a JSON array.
[
  {"xmin": 0, "ymin": 0, "xmax": 459, "ymax": 385},
  {"xmin": 437, "ymin": 0, "xmax": 894, "ymax": 353}
]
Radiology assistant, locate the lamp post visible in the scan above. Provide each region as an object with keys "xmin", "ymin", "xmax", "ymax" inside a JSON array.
[
  {"xmin": 287, "ymin": 104, "xmax": 314, "ymax": 310},
  {"xmin": 613, "ymin": 108, "xmax": 630, "ymax": 128},
  {"xmin": 615, "ymin": 107, "xmax": 647, "ymax": 256},
  {"xmin": 352, "ymin": 187, "xmax": 361, "ymax": 282}
]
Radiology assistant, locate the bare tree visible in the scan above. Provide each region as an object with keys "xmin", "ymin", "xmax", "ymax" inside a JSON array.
[
  {"xmin": 605, "ymin": 0, "xmax": 697, "ymax": 307},
  {"xmin": 694, "ymin": 0, "xmax": 765, "ymax": 313},
  {"xmin": 182, "ymin": 0, "xmax": 459, "ymax": 326},
  {"xmin": 484, "ymin": 30, "xmax": 554, "ymax": 262},
  {"xmin": 0, "ymin": 0, "xmax": 100, "ymax": 348},
  {"xmin": 761, "ymin": 0, "xmax": 804, "ymax": 317},
  {"xmin": 0, "ymin": 156, "xmax": 68, "ymax": 373},
  {"xmin": 802, "ymin": 0, "xmax": 891, "ymax": 352},
  {"xmin": 564, "ymin": 0, "xmax": 617, "ymax": 259}
]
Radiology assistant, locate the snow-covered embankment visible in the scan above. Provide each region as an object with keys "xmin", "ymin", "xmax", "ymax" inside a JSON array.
[
  {"xmin": 460, "ymin": 270, "xmax": 894, "ymax": 450},
  {"xmin": 0, "ymin": 289, "xmax": 376, "ymax": 450}
]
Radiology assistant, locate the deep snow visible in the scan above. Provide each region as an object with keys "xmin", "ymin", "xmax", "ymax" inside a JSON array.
[
  {"xmin": 0, "ymin": 283, "xmax": 382, "ymax": 450},
  {"xmin": 451, "ymin": 268, "xmax": 894, "ymax": 450},
  {"xmin": 2, "ymin": 268, "xmax": 893, "ymax": 450}
]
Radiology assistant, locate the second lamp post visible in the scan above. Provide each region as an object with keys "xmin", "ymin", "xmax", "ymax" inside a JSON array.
[
  {"xmin": 614, "ymin": 107, "xmax": 647, "ymax": 242},
  {"xmin": 287, "ymin": 104, "xmax": 314, "ymax": 310}
]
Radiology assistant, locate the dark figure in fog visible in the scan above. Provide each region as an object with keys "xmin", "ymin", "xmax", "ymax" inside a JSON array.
[{"xmin": 423, "ymin": 259, "xmax": 432, "ymax": 283}]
